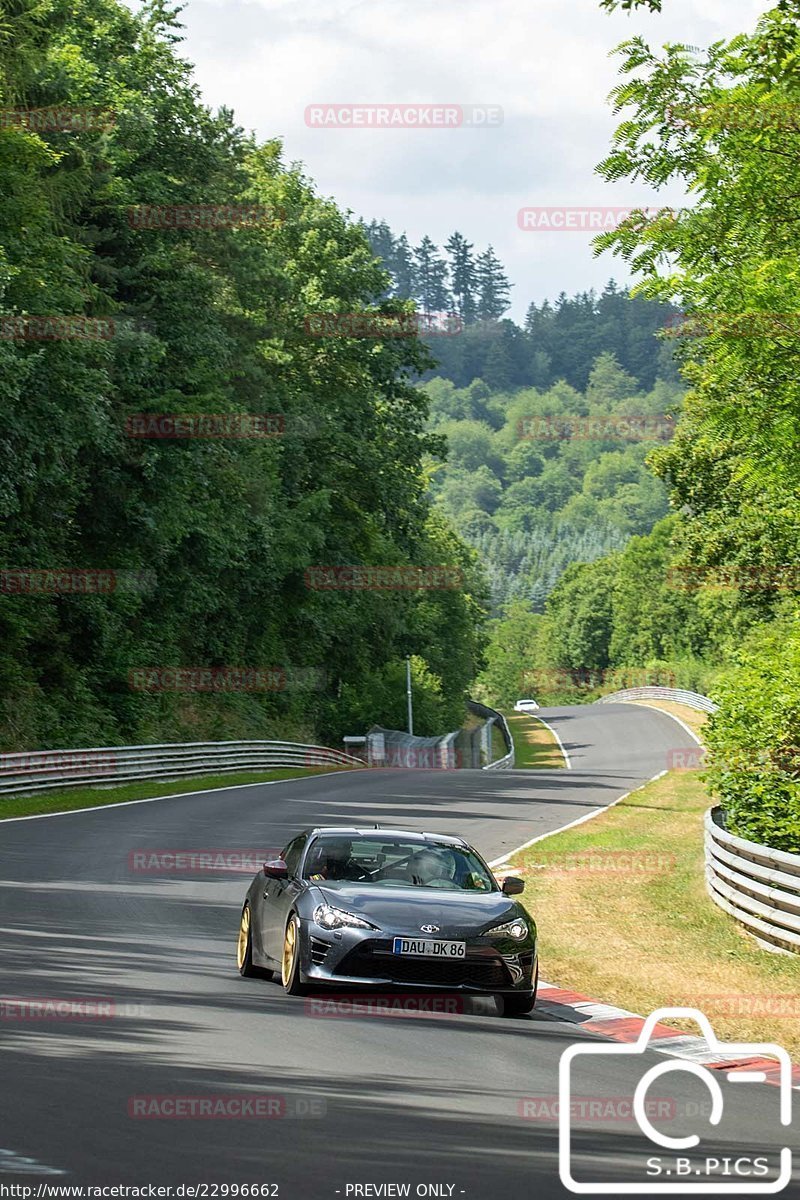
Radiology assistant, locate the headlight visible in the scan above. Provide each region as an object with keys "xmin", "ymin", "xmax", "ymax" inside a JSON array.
[
  {"xmin": 484, "ymin": 917, "xmax": 529, "ymax": 941},
  {"xmin": 313, "ymin": 903, "xmax": 378, "ymax": 931}
]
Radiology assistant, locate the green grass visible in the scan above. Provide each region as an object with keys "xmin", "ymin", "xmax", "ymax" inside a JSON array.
[
  {"xmin": 490, "ymin": 722, "xmax": 507, "ymax": 763},
  {"xmin": 501, "ymin": 769, "xmax": 800, "ymax": 1056},
  {"xmin": 502, "ymin": 711, "xmax": 566, "ymax": 768},
  {"xmin": 0, "ymin": 765, "xmax": 358, "ymax": 821}
]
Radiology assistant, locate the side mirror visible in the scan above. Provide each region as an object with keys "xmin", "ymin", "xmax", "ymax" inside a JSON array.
[
  {"xmin": 502, "ymin": 875, "xmax": 525, "ymax": 896},
  {"xmin": 263, "ymin": 859, "xmax": 289, "ymax": 879}
]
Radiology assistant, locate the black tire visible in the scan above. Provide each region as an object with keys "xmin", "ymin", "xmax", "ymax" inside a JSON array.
[
  {"xmin": 502, "ymin": 991, "xmax": 535, "ymax": 1016},
  {"xmin": 281, "ymin": 912, "xmax": 309, "ymax": 996},
  {"xmin": 237, "ymin": 903, "xmax": 257, "ymax": 977}
]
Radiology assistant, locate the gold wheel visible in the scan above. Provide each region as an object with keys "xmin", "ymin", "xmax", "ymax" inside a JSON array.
[
  {"xmin": 281, "ymin": 916, "xmax": 297, "ymax": 986},
  {"xmin": 237, "ymin": 904, "xmax": 251, "ymax": 970}
]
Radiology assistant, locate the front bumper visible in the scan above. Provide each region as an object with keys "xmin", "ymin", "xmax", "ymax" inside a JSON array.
[{"xmin": 301, "ymin": 925, "xmax": 537, "ymax": 994}]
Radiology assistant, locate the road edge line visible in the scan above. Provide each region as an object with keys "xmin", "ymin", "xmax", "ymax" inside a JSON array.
[
  {"xmin": 0, "ymin": 769, "xmax": 355, "ymax": 825},
  {"xmin": 488, "ymin": 769, "xmax": 667, "ymax": 869},
  {"xmin": 529, "ymin": 715, "xmax": 572, "ymax": 770},
  {"xmin": 618, "ymin": 700, "xmax": 704, "ymax": 748}
]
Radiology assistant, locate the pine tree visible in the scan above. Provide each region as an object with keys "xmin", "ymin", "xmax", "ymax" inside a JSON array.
[
  {"xmin": 475, "ymin": 245, "xmax": 512, "ymax": 320},
  {"xmin": 362, "ymin": 219, "xmax": 394, "ymax": 263},
  {"xmin": 392, "ymin": 233, "xmax": 416, "ymax": 299},
  {"xmin": 413, "ymin": 236, "xmax": 451, "ymax": 314},
  {"xmin": 360, "ymin": 220, "xmax": 395, "ymax": 300},
  {"xmin": 445, "ymin": 232, "xmax": 477, "ymax": 322}
]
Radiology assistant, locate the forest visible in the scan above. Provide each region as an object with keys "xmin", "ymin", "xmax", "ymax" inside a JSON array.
[
  {"xmin": 1, "ymin": 0, "xmax": 797, "ymax": 851},
  {"xmin": 476, "ymin": 0, "xmax": 800, "ymax": 848},
  {"xmin": 0, "ymin": 0, "xmax": 486, "ymax": 748}
]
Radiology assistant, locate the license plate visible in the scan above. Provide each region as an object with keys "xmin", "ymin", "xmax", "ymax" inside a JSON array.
[{"xmin": 392, "ymin": 937, "xmax": 466, "ymax": 959}]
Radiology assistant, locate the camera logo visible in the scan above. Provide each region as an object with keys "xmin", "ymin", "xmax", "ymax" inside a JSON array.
[{"xmin": 559, "ymin": 1008, "xmax": 792, "ymax": 1193}]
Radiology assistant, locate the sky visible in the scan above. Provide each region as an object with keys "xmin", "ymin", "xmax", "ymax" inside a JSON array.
[{"xmin": 140, "ymin": 0, "xmax": 765, "ymax": 320}]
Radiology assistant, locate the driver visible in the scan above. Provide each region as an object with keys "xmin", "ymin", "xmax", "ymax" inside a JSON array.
[
  {"xmin": 307, "ymin": 838, "xmax": 366, "ymax": 881},
  {"xmin": 409, "ymin": 848, "xmax": 453, "ymax": 885}
]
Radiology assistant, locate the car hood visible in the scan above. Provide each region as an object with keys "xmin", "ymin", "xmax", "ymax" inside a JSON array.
[{"xmin": 308, "ymin": 883, "xmax": 525, "ymax": 934}]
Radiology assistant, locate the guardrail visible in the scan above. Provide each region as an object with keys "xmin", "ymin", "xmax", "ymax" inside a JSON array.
[
  {"xmin": 597, "ymin": 686, "xmax": 718, "ymax": 714},
  {"xmin": 0, "ymin": 741, "xmax": 365, "ymax": 797},
  {"xmin": 467, "ymin": 701, "xmax": 515, "ymax": 770},
  {"xmin": 705, "ymin": 807, "xmax": 800, "ymax": 955}
]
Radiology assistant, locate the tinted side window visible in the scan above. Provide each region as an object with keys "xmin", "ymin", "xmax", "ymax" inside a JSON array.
[{"xmin": 282, "ymin": 835, "xmax": 306, "ymax": 878}]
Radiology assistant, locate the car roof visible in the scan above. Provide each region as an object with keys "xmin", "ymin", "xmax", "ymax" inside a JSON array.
[{"xmin": 305, "ymin": 826, "xmax": 468, "ymax": 847}]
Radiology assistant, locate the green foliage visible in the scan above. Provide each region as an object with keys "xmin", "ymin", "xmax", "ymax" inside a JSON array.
[
  {"xmin": 0, "ymin": 0, "xmax": 486, "ymax": 749},
  {"xmin": 588, "ymin": 0, "xmax": 800, "ymax": 839},
  {"xmin": 703, "ymin": 612, "xmax": 800, "ymax": 852},
  {"xmin": 423, "ymin": 354, "xmax": 679, "ymax": 611},
  {"xmin": 472, "ymin": 601, "xmax": 543, "ymax": 707}
]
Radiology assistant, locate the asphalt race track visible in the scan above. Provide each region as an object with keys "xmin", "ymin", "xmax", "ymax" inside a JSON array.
[{"xmin": 1, "ymin": 703, "xmax": 798, "ymax": 1197}]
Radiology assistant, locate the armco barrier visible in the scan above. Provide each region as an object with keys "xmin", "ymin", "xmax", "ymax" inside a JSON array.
[
  {"xmin": 597, "ymin": 686, "xmax": 718, "ymax": 714},
  {"xmin": 467, "ymin": 700, "xmax": 515, "ymax": 770},
  {"xmin": 0, "ymin": 741, "xmax": 364, "ymax": 798},
  {"xmin": 705, "ymin": 807, "xmax": 800, "ymax": 955}
]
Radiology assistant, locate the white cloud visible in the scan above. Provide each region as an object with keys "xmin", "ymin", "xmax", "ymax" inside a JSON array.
[{"xmin": 132, "ymin": 0, "xmax": 767, "ymax": 316}]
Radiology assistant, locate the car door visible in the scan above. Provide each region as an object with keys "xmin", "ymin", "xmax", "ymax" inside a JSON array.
[{"xmin": 260, "ymin": 834, "xmax": 307, "ymax": 962}]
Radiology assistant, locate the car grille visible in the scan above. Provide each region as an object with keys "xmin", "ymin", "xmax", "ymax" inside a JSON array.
[{"xmin": 336, "ymin": 941, "xmax": 510, "ymax": 989}]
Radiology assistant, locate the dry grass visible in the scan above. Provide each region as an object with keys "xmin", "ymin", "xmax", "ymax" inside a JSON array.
[
  {"xmin": 503, "ymin": 712, "xmax": 567, "ymax": 769},
  {"xmin": 507, "ymin": 770, "xmax": 800, "ymax": 1057}
]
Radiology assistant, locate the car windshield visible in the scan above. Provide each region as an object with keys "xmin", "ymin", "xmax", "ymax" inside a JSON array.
[{"xmin": 302, "ymin": 836, "xmax": 497, "ymax": 891}]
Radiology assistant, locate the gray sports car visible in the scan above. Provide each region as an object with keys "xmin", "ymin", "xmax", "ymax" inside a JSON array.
[{"xmin": 237, "ymin": 825, "xmax": 538, "ymax": 1016}]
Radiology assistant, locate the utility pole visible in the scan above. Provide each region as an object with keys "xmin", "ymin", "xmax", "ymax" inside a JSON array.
[{"xmin": 406, "ymin": 656, "xmax": 414, "ymax": 736}]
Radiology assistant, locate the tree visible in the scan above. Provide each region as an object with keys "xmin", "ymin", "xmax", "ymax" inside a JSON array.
[
  {"xmin": 445, "ymin": 231, "xmax": 477, "ymax": 322},
  {"xmin": 392, "ymin": 233, "xmax": 416, "ymax": 299},
  {"xmin": 474, "ymin": 601, "xmax": 542, "ymax": 706},
  {"xmin": 585, "ymin": 352, "xmax": 638, "ymax": 408},
  {"xmin": 413, "ymin": 236, "xmax": 451, "ymax": 314},
  {"xmin": 475, "ymin": 245, "xmax": 512, "ymax": 320},
  {"xmin": 545, "ymin": 557, "xmax": 621, "ymax": 672},
  {"xmin": 0, "ymin": 0, "xmax": 485, "ymax": 749}
]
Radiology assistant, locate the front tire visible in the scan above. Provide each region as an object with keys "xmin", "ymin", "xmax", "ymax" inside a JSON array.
[
  {"xmin": 237, "ymin": 903, "xmax": 257, "ymax": 977},
  {"xmin": 281, "ymin": 913, "xmax": 309, "ymax": 996},
  {"xmin": 502, "ymin": 991, "xmax": 535, "ymax": 1016}
]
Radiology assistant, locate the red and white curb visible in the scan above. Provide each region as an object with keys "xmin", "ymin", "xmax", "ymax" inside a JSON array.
[{"xmin": 536, "ymin": 981, "xmax": 800, "ymax": 1090}]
